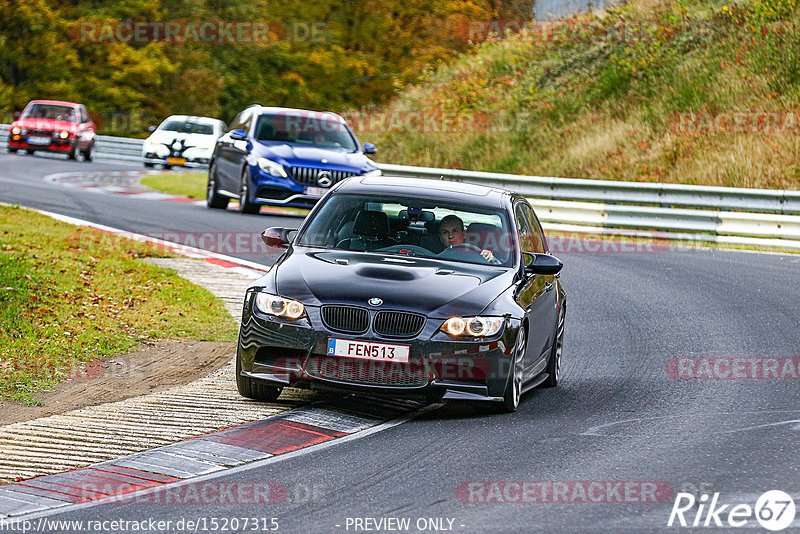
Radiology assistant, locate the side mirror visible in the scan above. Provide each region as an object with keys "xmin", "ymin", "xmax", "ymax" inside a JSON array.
[
  {"xmin": 12, "ymin": 111, "xmax": 21, "ymax": 120},
  {"xmin": 524, "ymin": 253, "xmax": 562, "ymax": 275},
  {"xmin": 363, "ymin": 142, "xmax": 377, "ymax": 154},
  {"xmin": 230, "ymin": 129, "xmax": 248, "ymax": 141},
  {"xmin": 147, "ymin": 125, "xmax": 157, "ymax": 133},
  {"xmin": 261, "ymin": 227, "xmax": 295, "ymax": 249}
]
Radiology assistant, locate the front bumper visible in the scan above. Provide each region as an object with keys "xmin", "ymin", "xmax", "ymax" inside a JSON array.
[
  {"xmin": 238, "ymin": 295, "xmax": 520, "ymax": 401},
  {"xmin": 142, "ymin": 154, "xmax": 210, "ymax": 168},
  {"xmin": 142, "ymin": 145, "xmax": 213, "ymax": 168},
  {"xmin": 8, "ymin": 135, "xmax": 74, "ymax": 153},
  {"xmin": 248, "ymin": 166, "xmax": 369, "ymax": 209}
]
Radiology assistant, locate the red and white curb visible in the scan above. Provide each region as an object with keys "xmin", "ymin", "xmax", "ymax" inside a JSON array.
[
  {"xmin": 45, "ymin": 171, "xmax": 204, "ymax": 204},
  {"xmin": 0, "ymin": 399, "xmax": 432, "ymax": 517}
]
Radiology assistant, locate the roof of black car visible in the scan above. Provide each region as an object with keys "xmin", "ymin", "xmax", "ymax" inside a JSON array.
[{"xmin": 336, "ymin": 176, "xmax": 513, "ymax": 207}]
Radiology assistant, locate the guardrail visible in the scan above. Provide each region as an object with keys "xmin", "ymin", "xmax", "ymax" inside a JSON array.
[
  {"xmin": 377, "ymin": 165, "xmax": 800, "ymax": 250},
  {"xmin": 377, "ymin": 163, "xmax": 800, "ymax": 215},
  {"xmin": 3, "ymin": 124, "xmax": 799, "ymax": 250}
]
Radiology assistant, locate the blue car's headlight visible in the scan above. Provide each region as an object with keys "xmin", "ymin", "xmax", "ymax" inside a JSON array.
[
  {"xmin": 257, "ymin": 158, "xmax": 287, "ymax": 178},
  {"xmin": 254, "ymin": 292, "xmax": 305, "ymax": 319}
]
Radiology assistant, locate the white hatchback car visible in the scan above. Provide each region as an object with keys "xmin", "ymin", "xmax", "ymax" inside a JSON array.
[{"xmin": 142, "ymin": 115, "xmax": 226, "ymax": 168}]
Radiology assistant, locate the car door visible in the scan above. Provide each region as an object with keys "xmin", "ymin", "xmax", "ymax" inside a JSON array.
[
  {"xmin": 76, "ymin": 106, "xmax": 92, "ymax": 150},
  {"xmin": 523, "ymin": 203, "xmax": 558, "ymax": 357},
  {"xmin": 216, "ymin": 111, "xmax": 250, "ymax": 191},
  {"xmin": 214, "ymin": 113, "xmax": 237, "ymax": 189},
  {"xmin": 513, "ymin": 201, "xmax": 556, "ymax": 379}
]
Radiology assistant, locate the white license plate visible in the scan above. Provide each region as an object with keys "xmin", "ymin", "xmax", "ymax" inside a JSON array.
[
  {"xmin": 305, "ymin": 186, "xmax": 328, "ymax": 198},
  {"xmin": 27, "ymin": 136, "xmax": 51, "ymax": 145},
  {"xmin": 327, "ymin": 338, "xmax": 410, "ymax": 363}
]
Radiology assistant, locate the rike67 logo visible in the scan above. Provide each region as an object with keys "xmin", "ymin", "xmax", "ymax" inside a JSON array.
[{"xmin": 668, "ymin": 490, "xmax": 796, "ymax": 531}]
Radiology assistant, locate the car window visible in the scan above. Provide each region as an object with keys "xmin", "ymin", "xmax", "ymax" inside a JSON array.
[
  {"xmin": 520, "ymin": 203, "xmax": 546, "ymax": 253},
  {"xmin": 228, "ymin": 113, "xmax": 243, "ymax": 131},
  {"xmin": 160, "ymin": 120, "xmax": 215, "ymax": 135},
  {"xmin": 21, "ymin": 104, "xmax": 77, "ymax": 123},
  {"xmin": 298, "ymin": 193, "xmax": 514, "ymax": 267},
  {"xmin": 254, "ymin": 113, "xmax": 358, "ymax": 152},
  {"xmin": 238, "ymin": 112, "xmax": 253, "ymax": 134},
  {"xmin": 79, "ymin": 106, "xmax": 89, "ymax": 124},
  {"xmin": 514, "ymin": 203, "xmax": 541, "ymax": 253}
]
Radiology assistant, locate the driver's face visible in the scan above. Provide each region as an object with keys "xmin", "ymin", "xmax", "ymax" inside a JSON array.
[{"xmin": 440, "ymin": 221, "xmax": 465, "ymax": 247}]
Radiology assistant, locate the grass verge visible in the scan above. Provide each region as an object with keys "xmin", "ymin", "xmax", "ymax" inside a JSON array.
[
  {"xmin": 0, "ymin": 205, "xmax": 237, "ymax": 404},
  {"xmin": 369, "ymin": 0, "xmax": 800, "ymax": 189},
  {"xmin": 141, "ymin": 172, "xmax": 207, "ymax": 199}
]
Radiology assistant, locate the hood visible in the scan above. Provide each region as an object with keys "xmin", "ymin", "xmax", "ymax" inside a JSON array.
[
  {"xmin": 255, "ymin": 142, "xmax": 373, "ymax": 172},
  {"xmin": 145, "ymin": 131, "xmax": 218, "ymax": 149},
  {"xmin": 274, "ymin": 248, "xmax": 513, "ymax": 317},
  {"xmin": 14, "ymin": 118, "xmax": 76, "ymax": 132}
]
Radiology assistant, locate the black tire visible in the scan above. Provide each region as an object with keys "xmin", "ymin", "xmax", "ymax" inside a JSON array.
[
  {"xmin": 238, "ymin": 169, "xmax": 260, "ymax": 214},
  {"xmin": 163, "ymin": 164, "xmax": 172, "ymax": 170},
  {"xmin": 498, "ymin": 327, "xmax": 526, "ymax": 413},
  {"xmin": 8, "ymin": 148, "xmax": 17, "ymax": 154},
  {"xmin": 143, "ymin": 162, "xmax": 155, "ymax": 168},
  {"xmin": 542, "ymin": 305, "xmax": 565, "ymax": 388},
  {"xmin": 235, "ymin": 349, "xmax": 282, "ymax": 402},
  {"xmin": 81, "ymin": 142, "xmax": 94, "ymax": 162},
  {"xmin": 67, "ymin": 142, "xmax": 78, "ymax": 160},
  {"xmin": 206, "ymin": 161, "xmax": 229, "ymax": 209}
]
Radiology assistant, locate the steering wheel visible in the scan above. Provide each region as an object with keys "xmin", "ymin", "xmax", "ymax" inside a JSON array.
[{"xmin": 448, "ymin": 242, "xmax": 483, "ymax": 254}]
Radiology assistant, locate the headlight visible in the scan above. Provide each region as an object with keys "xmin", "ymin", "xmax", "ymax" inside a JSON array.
[
  {"xmin": 10, "ymin": 127, "xmax": 20, "ymax": 135},
  {"xmin": 257, "ymin": 158, "xmax": 287, "ymax": 178},
  {"xmin": 58, "ymin": 130, "xmax": 70, "ymax": 139},
  {"xmin": 362, "ymin": 169, "xmax": 382, "ymax": 177},
  {"xmin": 441, "ymin": 316, "xmax": 504, "ymax": 337},
  {"xmin": 254, "ymin": 292, "xmax": 305, "ymax": 320}
]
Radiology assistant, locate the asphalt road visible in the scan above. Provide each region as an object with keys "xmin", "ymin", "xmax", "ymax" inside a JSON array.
[{"xmin": 2, "ymin": 152, "xmax": 799, "ymax": 533}]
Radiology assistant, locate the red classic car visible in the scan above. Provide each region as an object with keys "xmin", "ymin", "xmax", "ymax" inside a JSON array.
[{"xmin": 7, "ymin": 100, "xmax": 96, "ymax": 161}]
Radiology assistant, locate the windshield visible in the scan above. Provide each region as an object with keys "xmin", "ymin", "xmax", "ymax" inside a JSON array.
[
  {"xmin": 298, "ymin": 193, "xmax": 516, "ymax": 267},
  {"xmin": 255, "ymin": 113, "xmax": 359, "ymax": 152},
  {"xmin": 160, "ymin": 120, "xmax": 215, "ymax": 135},
  {"xmin": 21, "ymin": 104, "xmax": 77, "ymax": 123}
]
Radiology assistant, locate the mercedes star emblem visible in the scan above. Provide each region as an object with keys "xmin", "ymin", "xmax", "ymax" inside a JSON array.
[{"xmin": 317, "ymin": 170, "xmax": 333, "ymax": 187}]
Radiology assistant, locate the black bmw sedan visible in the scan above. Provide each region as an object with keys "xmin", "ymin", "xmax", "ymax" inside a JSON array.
[{"xmin": 237, "ymin": 176, "xmax": 566, "ymax": 412}]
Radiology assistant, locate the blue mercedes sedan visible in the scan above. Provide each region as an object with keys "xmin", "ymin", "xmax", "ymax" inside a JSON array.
[{"xmin": 206, "ymin": 105, "xmax": 382, "ymax": 213}]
